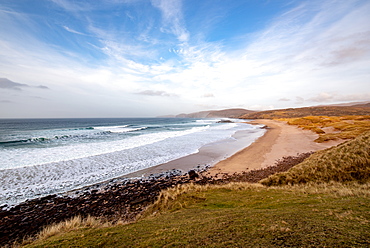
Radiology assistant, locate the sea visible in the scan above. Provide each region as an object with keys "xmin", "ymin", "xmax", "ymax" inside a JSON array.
[{"xmin": 0, "ymin": 118, "xmax": 265, "ymax": 208}]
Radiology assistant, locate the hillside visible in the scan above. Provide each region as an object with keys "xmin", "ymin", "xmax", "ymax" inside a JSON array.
[
  {"xmin": 172, "ymin": 108, "xmax": 255, "ymax": 118},
  {"xmin": 241, "ymin": 105, "xmax": 370, "ymax": 119}
]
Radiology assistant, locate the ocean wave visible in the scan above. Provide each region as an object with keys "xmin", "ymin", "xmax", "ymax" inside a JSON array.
[
  {"xmin": 0, "ymin": 124, "xmax": 211, "ymax": 170},
  {"xmin": 93, "ymin": 125, "xmax": 149, "ymax": 133},
  {"xmin": 0, "ymin": 132, "xmax": 112, "ymax": 146},
  {"xmin": 0, "ymin": 122, "xmax": 266, "ymax": 207}
]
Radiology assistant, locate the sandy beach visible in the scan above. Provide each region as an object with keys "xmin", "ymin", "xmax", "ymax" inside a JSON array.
[
  {"xmin": 124, "ymin": 126, "xmax": 266, "ymax": 178},
  {"xmin": 207, "ymin": 119, "xmax": 344, "ymax": 176},
  {"xmin": 126, "ymin": 119, "xmax": 343, "ymax": 178}
]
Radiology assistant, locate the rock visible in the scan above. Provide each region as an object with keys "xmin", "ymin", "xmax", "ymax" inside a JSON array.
[
  {"xmin": 216, "ymin": 119, "xmax": 233, "ymax": 123},
  {"xmin": 188, "ymin": 170, "xmax": 199, "ymax": 180}
]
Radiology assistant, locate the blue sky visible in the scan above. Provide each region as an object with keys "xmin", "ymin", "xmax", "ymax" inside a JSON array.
[{"xmin": 0, "ymin": 0, "xmax": 369, "ymax": 118}]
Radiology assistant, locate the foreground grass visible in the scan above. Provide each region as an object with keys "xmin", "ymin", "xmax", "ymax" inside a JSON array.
[{"xmin": 24, "ymin": 183, "xmax": 370, "ymax": 248}]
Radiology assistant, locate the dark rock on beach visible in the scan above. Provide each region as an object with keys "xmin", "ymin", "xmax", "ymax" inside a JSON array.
[
  {"xmin": 188, "ymin": 170, "xmax": 199, "ymax": 180},
  {"xmin": 216, "ymin": 119, "xmax": 233, "ymax": 123}
]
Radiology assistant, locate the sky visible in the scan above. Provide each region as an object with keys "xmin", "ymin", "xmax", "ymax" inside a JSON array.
[{"xmin": 0, "ymin": 0, "xmax": 369, "ymax": 118}]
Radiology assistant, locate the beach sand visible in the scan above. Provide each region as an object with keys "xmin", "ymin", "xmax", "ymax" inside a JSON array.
[
  {"xmin": 125, "ymin": 119, "xmax": 344, "ymax": 178},
  {"xmin": 207, "ymin": 119, "xmax": 344, "ymax": 176},
  {"xmin": 124, "ymin": 127, "xmax": 266, "ymax": 178}
]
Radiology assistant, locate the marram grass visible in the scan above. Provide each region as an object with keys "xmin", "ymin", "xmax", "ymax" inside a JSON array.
[
  {"xmin": 260, "ymin": 131, "xmax": 370, "ymax": 186},
  {"xmin": 278, "ymin": 115, "xmax": 370, "ymax": 142}
]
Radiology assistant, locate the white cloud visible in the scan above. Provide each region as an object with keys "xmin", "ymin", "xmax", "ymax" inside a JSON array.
[{"xmin": 308, "ymin": 92, "xmax": 370, "ymax": 103}]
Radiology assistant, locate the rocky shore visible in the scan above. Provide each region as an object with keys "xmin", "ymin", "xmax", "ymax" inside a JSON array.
[{"xmin": 0, "ymin": 153, "xmax": 312, "ymax": 247}]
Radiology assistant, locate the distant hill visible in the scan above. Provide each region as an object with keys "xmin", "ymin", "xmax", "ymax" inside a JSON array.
[
  {"xmin": 317, "ymin": 101, "xmax": 370, "ymax": 107},
  {"xmin": 161, "ymin": 108, "xmax": 255, "ymax": 118},
  {"xmin": 352, "ymin": 102, "xmax": 370, "ymax": 108},
  {"xmin": 240, "ymin": 105, "xmax": 370, "ymax": 119}
]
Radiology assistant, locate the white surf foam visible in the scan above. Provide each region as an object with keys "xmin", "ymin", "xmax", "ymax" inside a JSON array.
[{"xmin": 0, "ymin": 122, "xmax": 265, "ymax": 207}]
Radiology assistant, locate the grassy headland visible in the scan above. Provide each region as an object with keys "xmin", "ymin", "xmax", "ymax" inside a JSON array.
[{"xmin": 240, "ymin": 105, "xmax": 370, "ymax": 119}]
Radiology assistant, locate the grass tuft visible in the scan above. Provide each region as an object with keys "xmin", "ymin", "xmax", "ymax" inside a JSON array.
[
  {"xmin": 19, "ymin": 215, "xmax": 110, "ymax": 247},
  {"xmin": 141, "ymin": 183, "xmax": 264, "ymax": 218}
]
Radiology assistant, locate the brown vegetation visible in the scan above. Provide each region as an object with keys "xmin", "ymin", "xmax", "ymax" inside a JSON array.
[
  {"xmin": 260, "ymin": 131, "xmax": 370, "ymax": 186},
  {"xmin": 279, "ymin": 115, "xmax": 370, "ymax": 142},
  {"xmin": 241, "ymin": 105, "xmax": 370, "ymax": 119}
]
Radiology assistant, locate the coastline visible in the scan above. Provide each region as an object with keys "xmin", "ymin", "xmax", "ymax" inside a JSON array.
[
  {"xmin": 126, "ymin": 118, "xmax": 344, "ymax": 179},
  {"xmin": 123, "ymin": 125, "xmax": 266, "ymax": 178},
  {"xmin": 0, "ymin": 119, "xmax": 346, "ymax": 246}
]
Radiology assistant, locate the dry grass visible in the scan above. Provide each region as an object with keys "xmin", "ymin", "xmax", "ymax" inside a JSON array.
[
  {"xmin": 18, "ymin": 215, "xmax": 111, "ymax": 247},
  {"xmin": 274, "ymin": 182, "xmax": 370, "ymax": 197},
  {"xmin": 260, "ymin": 131, "xmax": 370, "ymax": 186},
  {"xmin": 279, "ymin": 115, "xmax": 370, "ymax": 142},
  {"xmin": 241, "ymin": 105, "xmax": 370, "ymax": 119}
]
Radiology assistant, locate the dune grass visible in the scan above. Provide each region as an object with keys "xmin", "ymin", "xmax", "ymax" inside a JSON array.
[
  {"xmin": 278, "ymin": 115, "xmax": 370, "ymax": 142},
  {"xmin": 260, "ymin": 131, "xmax": 370, "ymax": 186},
  {"xmin": 23, "ymin": 183, "xmax": 370, "ymax": 248}
]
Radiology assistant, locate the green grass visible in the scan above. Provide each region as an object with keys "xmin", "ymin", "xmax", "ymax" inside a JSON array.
[{"xmin": 24, "ymin": 183, "xmax": 370, "ymax": 248}]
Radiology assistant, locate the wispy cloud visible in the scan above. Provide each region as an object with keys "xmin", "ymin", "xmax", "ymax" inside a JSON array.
[
  {"xmin": 50, "ymin": 0, "xmax": 92, "ymax": 12},
  {"xmin": 63, "ymin": 25, "xmax": 88, "ymax": 36},
  {"xmin": 308, "ymin": 92, "xmax": 370, "ymax": 103},
  {"xmin": 151, "ymin": 0, "xmax": 189, "ymax": 42},
  {"xmin": 0, "ymin": 78, "xmax": 50, "ymax": 91},
  {"xmin": 136, "ymin": 90, "xmax": 177, "ymax": 97}
]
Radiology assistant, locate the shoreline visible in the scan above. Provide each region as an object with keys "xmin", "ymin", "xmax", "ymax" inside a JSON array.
[
  {"xmin": 123, "ymin": 125, "xmax": 266, "ymax": 178},
  {"xmin": 0, "ymin": 120, "xmax": 263, "ymax": 209},
  {"xmin": 207, "ymin": 119, "xmax": 344, "ymax": 176}
]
